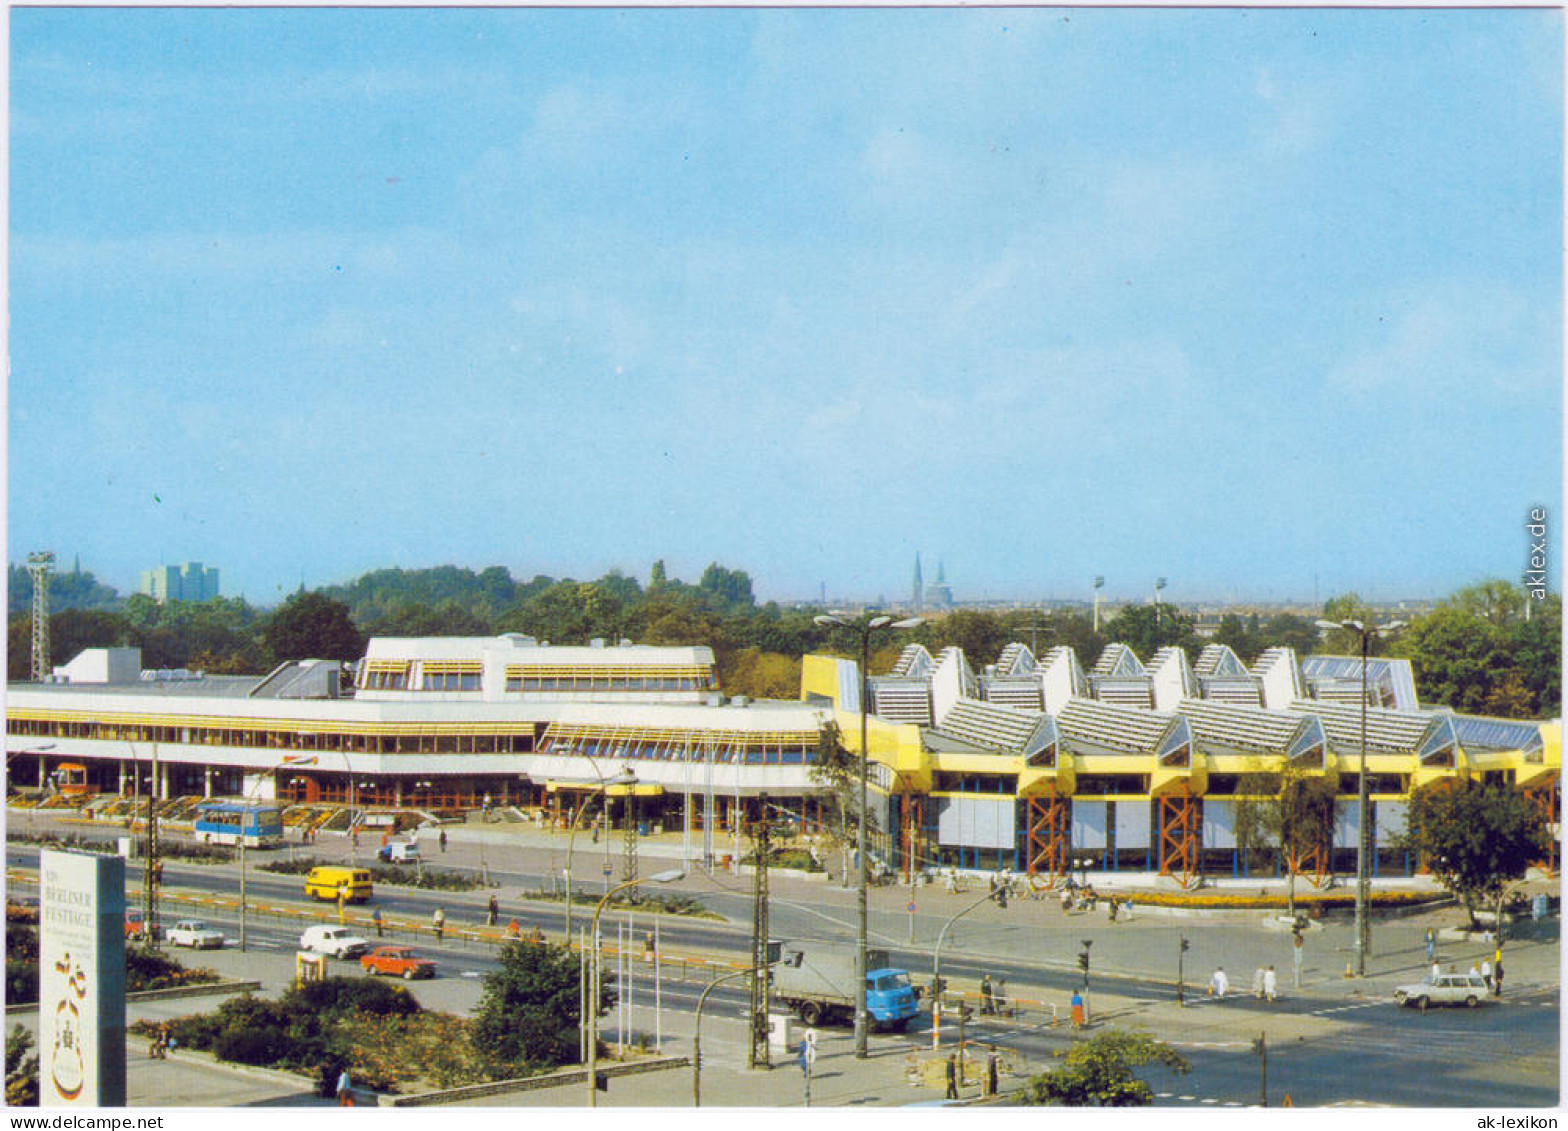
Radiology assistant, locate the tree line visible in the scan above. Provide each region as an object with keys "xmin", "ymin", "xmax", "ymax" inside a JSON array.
[{"xmin": 7, "ymin": 561, "xmax": 1559, "ymax": 718}]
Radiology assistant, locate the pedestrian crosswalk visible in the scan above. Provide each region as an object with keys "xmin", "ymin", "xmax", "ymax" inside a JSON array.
[{"xmin": 1155, "ymin": 1092, "xmax": 1246, "ymax": 1107}]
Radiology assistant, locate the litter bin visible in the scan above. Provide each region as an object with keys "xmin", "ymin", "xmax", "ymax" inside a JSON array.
[{"xmin": 637, "ymin": 821, "xmax": 650, "ymax": 836}]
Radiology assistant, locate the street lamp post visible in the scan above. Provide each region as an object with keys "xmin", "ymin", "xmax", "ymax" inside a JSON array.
[
  {"xmin": 240, "ymin": 755, "xmax": 316, "ymax": 951},
  {"xmin": 813, "ymin": 612, "xmax": 922, "ymax": 1059},
  {"xmin": 930, "ymin": 888, "xmax": 1001, "ymax": 1050},
  {"xmin": 1316, "ymin": 617, "xmax": 1404, "ymax": 976},
  {"xmin": 692, "ymin": 967, "xmax": 754, "ymax": 1107},
  {"xmin": 587, "ymin": 868, "xmax": 685, "ymax": 1107},
  {"xmin": 565, "ymin": 765, "xmax": 637, "ymax": 941}
]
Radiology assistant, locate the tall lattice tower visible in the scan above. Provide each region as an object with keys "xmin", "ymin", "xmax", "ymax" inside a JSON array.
[{"xmin": 27, "ymin": 551, "xmax": 55, "ymax": 682}]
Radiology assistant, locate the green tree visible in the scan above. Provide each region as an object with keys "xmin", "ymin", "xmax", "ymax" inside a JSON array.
[
  {"xmin": 1213, "ymin": 614, "xmax": 1261, "ymax": 664},
  {"xmin": 471, "ymin": 940, "xmax": 610, "ymax": 1072},
  {"xmin": 1101, "ymin": 603, "xmax": 1200, "ymax": 662},
  {"xmin": 807, "ymin": 723, "xmax": 882, "ymax": 883},
  {"xmin": 697, "ymin": 563, "xmax": 755, "ymax": 611},
  {"xmin": 1317, "ymin": 593, "xmax": 1388, "ymax": 655},
  {"xmin": 1444, "ymin": 579, "xmax": 1526, "ymax": 626},
  {"xmin": 1229, "ymin": 765, "xmax": 1337, "ymax": 914},
  {"xmin": 1017, "ymin": 1030, "xmax": 1190, "ymax": 1106},
  {"xmin": 5, "ymin": 1024, "xmax": 38, "ymax": 1106},
  {"xmin": 1391, "ymin": 607, "xmax": 1512, "ymax": 716},
  {"xmin": 1257, "ymin": 613, "xmax": 1321, "ymax": 658},
  {"xmin": 1398, "ymin": 780, "xmax": 1549, "ymax": 927},
  {"xmin": 262, "ymin": 591, "xmax": 365, "ymax": 663}
]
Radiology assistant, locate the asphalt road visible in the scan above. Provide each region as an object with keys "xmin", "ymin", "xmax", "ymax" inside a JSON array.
[{"xmin": 9, "ymin": 825, "xmax": 1559, "ymax": 1109}]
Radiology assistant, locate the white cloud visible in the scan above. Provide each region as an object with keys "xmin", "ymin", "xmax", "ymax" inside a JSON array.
[{"xmin": 1326, "ymin": 280, "xmax": 1557, "ymax": 399}]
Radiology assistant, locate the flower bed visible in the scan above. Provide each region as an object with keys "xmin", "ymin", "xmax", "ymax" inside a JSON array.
[{"xmin": 1128, "ymin": 888, "xmax": 1442, "ymax": 912}]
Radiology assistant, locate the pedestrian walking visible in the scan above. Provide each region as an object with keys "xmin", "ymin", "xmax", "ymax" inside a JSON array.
[
  {"xmin": 439, "ymin": 829, "xmax": 448, "ymax": 853},
  {"xmin": 1059, "ymin": 887, "xmax": 1073, "ymax": 913},
  {"xmin": 487, "ymin": 894, "xmax": 499, "ymax": 927},
  {"xmin": 1263, "ymin": 965, "xmax": 1278, "ymax": 1002},
  {"xmin": 980, "ymin": 973, "xmax": 995, "ymax": 1016},
  {"xmin": 1070, "ymin": 988, "xmax": 1086, "ymax": 1027},
  {"xmin": 1252, "ymin": 966, "xmax": 1266, "ymax": 999},
  {"xmin": 1122, "ymin": 896, "xmax": 1134, "ymax": 921},
  {"xmin": 1481, "ymin": 956, "xmax": 1493, "ymax": 991},
  {"xmin": 1292, "ymin": 930, "xmax": 1305, "ymax": 989},
  {"xmin": 336, "ymin": 1069, "xmax": 353, "ymax": 1106},
  {"xmin": 1429, "ymin": 961, "xmax": 1441, "ymax": 983},
  {"xmin": 985, "ymin": 1046, "xmax": 1000, "ymax": 1098},
  {"xmin": 432, "ymin": 907, "xmax": 446, "ymax": 941},
  {"xmin": 1493, "ymin": 957, "xmax": 1505, "ymax": 997},
  {"xmin": 1107, "ymin": 896, "xmax": 1119, "ymax": 923},
  {"xmin": 371, "ymin": 907, "xmax": 383, "ymax": 937},
  {"xmin": 1209, "ymin": 967, "xmax": 1228, "ymax": 999},
  {"xmin": 1425, "ymin": 927, "xmax": 1437, "ymax": 964},
  {"xmin": 944, "ymin": 1053, "xmax": 958, "ymax": 1100}
]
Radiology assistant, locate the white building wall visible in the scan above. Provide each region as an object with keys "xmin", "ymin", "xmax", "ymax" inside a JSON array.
[{"xmin": 1072, "ymin": 800, "xmax": 1108, "ymax": 849}]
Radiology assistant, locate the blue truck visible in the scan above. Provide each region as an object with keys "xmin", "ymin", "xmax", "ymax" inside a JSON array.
[{"xmin": 773, "ymin": 940, "xmax": 920, "ymax": 1031}]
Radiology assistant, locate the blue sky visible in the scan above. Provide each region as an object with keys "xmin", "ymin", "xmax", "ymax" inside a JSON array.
[{"xmin": 9, "ymin": 7, "xmax": 1562, "ymax": 607}]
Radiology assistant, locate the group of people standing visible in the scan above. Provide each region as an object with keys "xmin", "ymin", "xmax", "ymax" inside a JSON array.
[
  {"xmin": 1205, "ymin": 965, "xmax": 1278, "ymax": 1001},
  {"xmin": 1426, "ymin": 927, "xmax": 1507, "ymax": 996}
]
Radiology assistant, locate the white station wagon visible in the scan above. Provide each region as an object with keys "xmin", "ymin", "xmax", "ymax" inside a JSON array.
[
  {"xmin": 1393, "ymin": 972, "xmax": 1489, "ymax": 1010},
  {"xmin": 165, "ymin": 919, "xmax": 226, "ymax": 949}
]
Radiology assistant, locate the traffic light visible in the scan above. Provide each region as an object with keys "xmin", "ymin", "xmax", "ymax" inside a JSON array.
[
  {"xmin": 931, "ymin": 975, "xmax": 947, "ymax": 997},
  {"xmin": 1180, "ymin": 936, "xmax": 1190, "ymax": 953},
  {"xmin": 1077, "ymin": 950, "xmax": 1090, "ymax": 972}
]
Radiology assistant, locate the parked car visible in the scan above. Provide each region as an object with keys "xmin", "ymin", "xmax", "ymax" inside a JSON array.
[
  {"xmin": 377, "ymin": 842, "xmax": 420, "ymax": 865},
  {"xmin": 166, "ymin": 919, "xmax": 225, "ymax": 949},
  {"xmin": 300, "ymin": 924, "xmax": 371, "ymax": 958},
  {"xmin": 1394, "ymin": 972, "xmax": 1490, "ymax": 1010},
  {"xmin": 360, "ymin": 946, "xmax": 436, "ymax": 980}
]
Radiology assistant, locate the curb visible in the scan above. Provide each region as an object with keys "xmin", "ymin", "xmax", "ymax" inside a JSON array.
[
  {"xmin": 381, "ymin": 1054, "xmax": 690, "ymax": 1106},
  {"xmin": 5, "ymin": 980, "xmax": 261, "ymax": 1016}
]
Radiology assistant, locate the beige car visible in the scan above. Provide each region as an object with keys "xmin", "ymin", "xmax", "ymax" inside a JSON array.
[{"xmin": 1393, "ymin": 972, "xmax": 1489, "ymax": 1010}]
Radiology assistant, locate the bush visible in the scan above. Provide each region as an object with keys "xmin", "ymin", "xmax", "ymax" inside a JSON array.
[
  {"xmin": 203, "ymin": 996, "xmax": 295, "ymax": 1066},
  {"xmin": 6, "ymin": 921, "xmax": 38, "ymax": 1005},
  {"xmin": 282, "ymin": 976, "xmax": 420, "ymax": 1020},
  {"xmin": 258, "ymin": 857, "xmax": 488, "ymax": 892},
  {"xmin": 125, "ymin": 945, "xmax": 221, "ymax": 992}
]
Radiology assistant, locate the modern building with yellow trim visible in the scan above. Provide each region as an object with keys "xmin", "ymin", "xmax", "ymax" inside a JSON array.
[
  {"xmin": 6, "ymin": 634, "xmax": 1558, "ymax": 885},
  {"xmin": 801, "ymin": 641, "xmax": 1559, "ymax": 885}
]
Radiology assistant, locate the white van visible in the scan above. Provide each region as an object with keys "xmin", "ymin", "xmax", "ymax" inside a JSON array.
[
  {"xmin": 300, "ymin": 924, "xmax": 370, "ymax": 958},
  {"xmin": 378, "ymin": 842, "xmax": 420, "ymax": 864}
]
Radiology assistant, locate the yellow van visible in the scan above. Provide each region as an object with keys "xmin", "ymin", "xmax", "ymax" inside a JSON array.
[{"xmin": 303, "ymin": 866, "xmax": 373, "ymax": 904}]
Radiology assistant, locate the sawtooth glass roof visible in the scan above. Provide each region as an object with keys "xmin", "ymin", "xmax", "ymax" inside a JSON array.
[
  {"xmin": 1176, "ymin": 699, "xmax": 1326, "ymax": 762},
  {"xmin": 1057, "ymin": 699, "xmax": 1191, "ymax": 764},
  {"xmin": 1288, "ymin": 699, "xmax": 1459, "ymax": 763}
]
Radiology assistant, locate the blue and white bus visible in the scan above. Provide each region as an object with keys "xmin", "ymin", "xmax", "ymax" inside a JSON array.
[{"xmin": 195, "ymin": 802, "xmax": 284, "ymax": 848}]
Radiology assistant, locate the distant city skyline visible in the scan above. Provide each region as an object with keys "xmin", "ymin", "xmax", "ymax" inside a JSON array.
[{"xmin": 9, "ymin": 9, "xmax": 1561, "ymax": 608}]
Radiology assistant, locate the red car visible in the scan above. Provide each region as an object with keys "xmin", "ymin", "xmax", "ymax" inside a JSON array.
[
  {"xmin": 125, "ymin": 909, "xmax": 147, "ymax": 941},
  {"xmin": 360, "ymin": 946, "xmax": 436, "ymax": 980}
]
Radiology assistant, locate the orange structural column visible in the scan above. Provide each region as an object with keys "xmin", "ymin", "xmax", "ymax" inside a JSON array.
[
  {"xmin": 1026, "ymin": 794, "xmax": 1070, "ymax": 883},
  {"xmin": 1287, "ymin": 840, "xmax": 1331, "ymax": 890},
  {"xmin": 1158, "ymin": 789, "xmax": 1201, "ymax": 889},
  {"xmin": 1526, "ymin": 780, "xmax": 1559, "ymax": 877}
]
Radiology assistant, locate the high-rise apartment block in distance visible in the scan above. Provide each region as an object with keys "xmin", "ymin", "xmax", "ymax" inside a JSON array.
[{"xmin": 138, "ymin": 562, "xmax": 220, "ymax": 603}]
